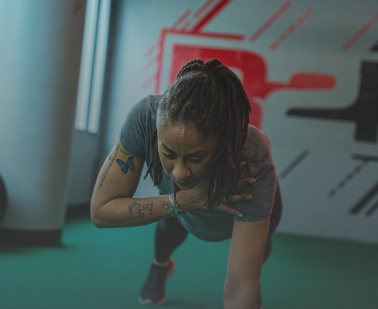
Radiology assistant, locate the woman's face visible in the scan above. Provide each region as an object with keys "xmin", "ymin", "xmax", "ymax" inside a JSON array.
[{"xmin": 158, "ymin": 123, "xmax": 217, "ymax": 190}]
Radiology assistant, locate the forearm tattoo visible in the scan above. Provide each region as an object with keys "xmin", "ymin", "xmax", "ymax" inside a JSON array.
[{"xmin": 128, "ymin": 201, "xmax": 153, "ymax": 218}]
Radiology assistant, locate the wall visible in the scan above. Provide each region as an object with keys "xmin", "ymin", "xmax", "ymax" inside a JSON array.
[{"xmin": 103, "ymin": 0, "xmax": 378, "ymax": 243}]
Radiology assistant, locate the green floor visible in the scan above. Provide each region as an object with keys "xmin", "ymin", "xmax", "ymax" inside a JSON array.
[{"xmin": 1, "ymin": 213, "xmax": 378, "ymax": 309}]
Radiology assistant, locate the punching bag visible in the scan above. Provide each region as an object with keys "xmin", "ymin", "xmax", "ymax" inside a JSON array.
[{"xmin": 0, "ymin": 0, "xmax": 87, "ymax": 245}]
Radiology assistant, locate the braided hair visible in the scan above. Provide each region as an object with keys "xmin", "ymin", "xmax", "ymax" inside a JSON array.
[{"xmin": 144, "ymin": 59, "xmax": 251, "ymax": 211}]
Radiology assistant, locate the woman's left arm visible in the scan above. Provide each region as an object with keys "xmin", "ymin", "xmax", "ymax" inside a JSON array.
[{"xmin": 223, "ymin": 217, "xmax": 270, "ymax": 309}]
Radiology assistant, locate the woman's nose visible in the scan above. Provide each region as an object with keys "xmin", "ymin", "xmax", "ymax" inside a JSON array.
[{"xmin": 172, "ymin": 162, "xmax": 191, "ymax": 181}]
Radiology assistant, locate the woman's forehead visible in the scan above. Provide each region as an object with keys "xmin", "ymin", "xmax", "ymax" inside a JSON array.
[{"xmin": 158, "ymin": 124, "xmax": 217, "ymax": 154}]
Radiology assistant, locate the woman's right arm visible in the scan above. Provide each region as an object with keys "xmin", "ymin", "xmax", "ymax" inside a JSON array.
[
  {"xmin": 90, "ymin": 139, "xmax": 172, "ymax": 228},
  {"xmin": 91, "ymin": 140, "xmax": 251, "ymax": 228}
]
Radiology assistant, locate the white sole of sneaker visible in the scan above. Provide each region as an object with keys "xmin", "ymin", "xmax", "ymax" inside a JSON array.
[{"xmin": 138, "ymin": 295, "xmax": 166, "ymax": 305}]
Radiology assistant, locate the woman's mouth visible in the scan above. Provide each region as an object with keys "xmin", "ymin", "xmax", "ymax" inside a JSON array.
[{"xmin": 174, "ymin": 179, "xmax": 194, "ymax": 188}]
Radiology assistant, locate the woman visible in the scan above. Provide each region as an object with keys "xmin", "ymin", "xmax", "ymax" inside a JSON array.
[{"xmin": 90, "ymin": 59, "xmax": 282, "ymax": 309}]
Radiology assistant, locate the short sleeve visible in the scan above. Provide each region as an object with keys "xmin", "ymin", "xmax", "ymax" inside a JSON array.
[
  {"xmin": 119, "ymin": 97, "xmax": 151, "ymax": 159},
  {"xmin": 232, "ymin": 163, "xmax": 276, "ymax": 222},
  {"xmin": 231, "ymin": 126, "xmax": 277, "ymax": 222}
]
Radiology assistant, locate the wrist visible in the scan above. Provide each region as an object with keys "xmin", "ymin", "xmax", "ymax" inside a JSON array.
[{"xmin": 170, "ymin": 193, "xmax": 185, "ymax": 214}]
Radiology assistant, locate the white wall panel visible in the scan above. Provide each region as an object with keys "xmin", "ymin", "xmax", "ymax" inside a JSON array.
[{"xmin": 0, "ymin": 0, "xmax": 86, "ymax": 231}]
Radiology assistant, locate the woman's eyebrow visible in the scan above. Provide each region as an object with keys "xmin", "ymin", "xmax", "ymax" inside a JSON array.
[
  {"xmin": 161, "ymin": 143, "xmax": 175, "ymax": 153},
  {"xmin": 162, "ymin": 143, "xmax": 207, "ymax": 156},
  {"xmin": 185, "ymin": 151, "xmax": 207, "ymax": 157}
]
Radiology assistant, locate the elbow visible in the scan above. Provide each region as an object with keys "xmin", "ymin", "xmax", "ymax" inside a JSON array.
[
  {"xmin": 224, "ymin": 286, "xmax": 237, "ymax": 306},
  {"xmin": 92, "ymin": 217, "xmax": 105, "ymax": 229},
  {"xmin": 224, "ymin": 291, "xmax": 256, "ymax": 309},
  {"xmin": 224, "ymin": 279, "xmax": 257, "ymax": 309},
  {"xmin": 91, "ymin": 212, "xmax": 105, "ymax": 229},
  {"xmin": 90, "ymin": 202, "xmax": 106, "ymax": 228},
  {"xmin": 224, "ymin": 278, "xmax": 238, "ymax": 307}
]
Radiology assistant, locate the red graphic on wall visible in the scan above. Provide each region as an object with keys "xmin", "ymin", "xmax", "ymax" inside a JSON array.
[
  {"xmin": 143, "ymin": 0, "xmax": 336, "ymax": 128},
  {"xmin": 170, "ymin": 45, "xmax": 335, "ymax": 128},
  {"xmin": 250, "ymin": 0, "xmax": 292, "ymax": 43},
  {"xmin": 269, "ymin": 8, "xmax": 313, "ymax": 51},
  {"xmin": 343, "ymin": 11, "xmax": 378, "ymax": 51}
]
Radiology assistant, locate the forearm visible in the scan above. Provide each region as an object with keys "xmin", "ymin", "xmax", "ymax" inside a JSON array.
[{"xmin": 91, "ymin": 195, "xmax": 173, "ymax": 228}]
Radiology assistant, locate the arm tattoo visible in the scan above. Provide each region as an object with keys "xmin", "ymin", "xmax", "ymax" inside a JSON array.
[
  {"xmin": 116, "ymin": 157, "xmax": 135, "ymax": 173},
  {"xmin": 98, "ymin": 144, "xmax": 119, "ymax": 190},
  {"xmin": 128, "ymin": 201, "xmax": 153, "ymax": 218},
  {"xmin": 98, "ymin": 142, "xmax": 135, "ymax": 190}
]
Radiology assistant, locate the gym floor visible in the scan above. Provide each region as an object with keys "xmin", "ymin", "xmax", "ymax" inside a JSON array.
[{"xmin": 1, "ymin": 211, "xmax": 377, "ymax": 309}]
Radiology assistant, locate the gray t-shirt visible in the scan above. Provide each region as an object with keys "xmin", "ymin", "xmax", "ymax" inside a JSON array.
[{"xmin": 120, "ymin": 95, "xmax": 277, "ymax": 241}]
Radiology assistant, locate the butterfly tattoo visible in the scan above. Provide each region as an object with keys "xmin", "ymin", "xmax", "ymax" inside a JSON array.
[{"xmin": 116, "ymin": 157, "xmax": 135, "ymax": 173}]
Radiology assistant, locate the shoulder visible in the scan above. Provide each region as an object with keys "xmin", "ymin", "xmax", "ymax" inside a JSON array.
[
  {"xmin": 121, "ymin": 94, "xmax": 163, "ymax": 131},
  {"xmin": 119, "ymin": 94, "xmax": 163, "ymax": 159},
  {"xmin": 241, "ymin": 125, "xmax": 273, "ymax": 167},
  {"xmin": 129, "ymin": 94, "xmax": 163, "ymax": 119},
  {"xmin": 232, "ymin": 127, "xmax": 276, "ymax": 222}
]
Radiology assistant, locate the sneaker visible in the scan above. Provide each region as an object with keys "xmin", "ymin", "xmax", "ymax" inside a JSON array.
[{"xmin": 138, "ymin": 258, "xmax": 176, "ymax": 305}]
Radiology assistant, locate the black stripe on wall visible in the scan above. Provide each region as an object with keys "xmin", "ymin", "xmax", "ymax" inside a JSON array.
[
  {"xmin": 350, "ymin": 181, "xmax": 378, "ymax": 215},
  {"xmin": 353, "ymin": 154, "xmax": 378, "ymax": 162},
  {"xmin": 366, "ymin": 200, "xmax": 378, "ymax": 216},
  {"xmin": 279, "ymin": 149, "xmax": 310, "ymax": 179}
]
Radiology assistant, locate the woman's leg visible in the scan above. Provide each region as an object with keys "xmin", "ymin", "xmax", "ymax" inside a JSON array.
[
  {"xmin": 154, "ymin": 216, "xmax": 188, "ymax": 263},
  {"xmin": 139, "ymin": 217, "xmax": 188, "ymax": 304}
]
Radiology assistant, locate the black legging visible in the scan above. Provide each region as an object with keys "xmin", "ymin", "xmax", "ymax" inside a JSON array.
[{"xmin": 155, "ymin": 185, "xmax": 283, "ymax": 264}]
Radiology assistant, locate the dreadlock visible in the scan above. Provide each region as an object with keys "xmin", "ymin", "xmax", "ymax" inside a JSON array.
[{"xmin": 144, "ymin": 59, "xmax": 251, "ymax": 211}]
